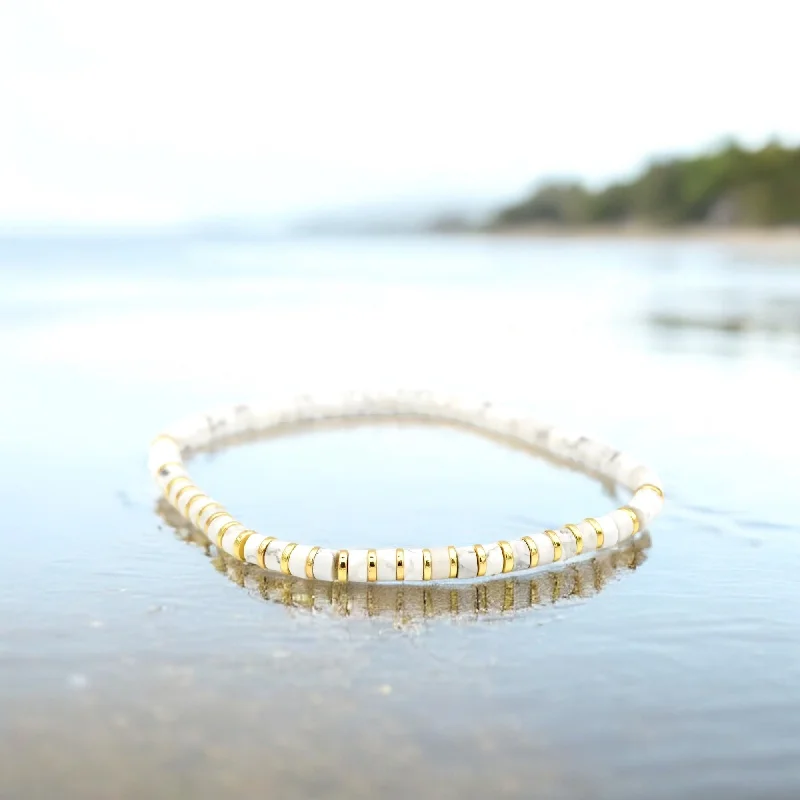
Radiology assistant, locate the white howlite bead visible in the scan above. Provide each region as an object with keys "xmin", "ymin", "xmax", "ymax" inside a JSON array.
[
  {"xmin": 529, "ymin": 532, "xmax": 555, "ymax": 566},
  {"xmin": 403, "ymin": 548, "xmax": 424, "ymax": 581},
  {"xmin": 348, "ymin": 549, "xmax": 369, "ymax": 583},
  {"xmin": 264, "ymin": 540, "xmax": 288, "ymax": 572},
  {"xmin": 430, "ymin": 547, "xmax": 452, "ymax": 580},
  {"xmin": 456, "ymin": 546, "xmax": 479, "ymax": 579},
  {"xmin": 221, "ymin": 524, "xmax": 246, "ymax": 555},
  {"xmin": 312, "ymin": 548, "xmax": 336, "ymax": 581},
  {"xmin": 148, "ymin": 439, "xmax": 182, "ymax": 475},
  {"xmin": 207, "ymin": 514, "xmax": 235, "ymax": 544},
  {"xmin": 376, "ymin": 548, "xmax": 397, "ymax": 581},
  {"xmin": 557, "ymin": 528, "xmax": 579, "ymax": 560},
  {"xmin": 511, "ymin": 539, "xmax": 532, "ymax": 571},
  {"xmin": 608, "ymin": 453, "xmax": 641, "ymax": 485},
  {"xmin": 595, "ymin": 514, "xmax": 619, "ymax": 548},
  {"xmin": 155, "ymin": 464, "xmax": 189, "ymax": 492},
  {"xmin": 177, "ymin": 487, "xmax": 205, "ymax": 516},
  {"xmin": 243, "ymin": 533, "xmax": 266, "ymax": 566},
  {"xmin": 288, "ymin": 544, "xmax": 313, "ymax": 577},
  {"xmin": 576, "ymin": 520, "xmax": 598, "ymax": 551},
  {"xmin": 191, "ymin": 498, "xmax": 219, "ymax": 529},
  {"xmin": 483, "ymin": 543, "xmax": 505, "ymax": 576},
  {"xmin": 631, "ymin": 488, "xmax": 664, "ymax": 522},
  {"xmin": 610, "ymin": 509, "xmax": 635, "ymax": 541}
]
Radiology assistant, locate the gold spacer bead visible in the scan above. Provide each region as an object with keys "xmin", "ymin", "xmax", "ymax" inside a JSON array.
[
  {"xmin": 499, "ymin": 541, "xmax": 514, "ymax": 573},
  {"xmin": 586, "ymin": 517, "xmax": 604, "ymax": 548},
  {"xmin": 367, "ymin": 549, "xmax": 378, "ymax": 582},
  {"xmin": 422, "ymin": 549, "xmax": 432, "ymax": 581},
  {"xmin": 164, "ymin": 475, "xmax": 191, "ymax": 499},
  {"xmin": 280, "ymin": 543, "xmax": 298, "ymax": 575},
  {"xmin": 638, "ymin": 483, "xmax": 664, "ymax": 499},
  {"xmin": 233, "ymin": 530, "xmax": 255, "ymax": 561},
  {"xmin": 173, "ymin": 483, "xmax": 197, "ymax": 509},
  {"xmin": 305, "ymin": 546, "xmax": 320, "ymax": 579},
  {"xmin": 564, "ymin": 524, "xmax": 583, "ymax": 555},
  {"xmin": 447, "ymin": 546, "xmax": 458, "ymax": 578},
  {"xmin": 396, "ymin": 548, "xmax": 405, "ymax": 581},
  {"xmin": 195, "ymin": 501, "xmax": 223, "ymax": 525},
  {"xmin": 522, "ymin": 535, "xmax": 539, "ymax": 568},
  {"xmin": 545, "ymin": 530, "xmax": 562, "ymax": 561},
  {"xmin": 474, "ymin": 544, "xmax": 487, "ymax": 577},
  {"xmin": 184, "ymin": 493, "xmax": 207, "ymax": 517},
  {"xmin": 204, "ymin": 510, "xmax": 229, "ymax": 533},
  {"xmin": 336, "ymin": 550, "xmax": 349, "ymax": 582},
  {"xmin": 256, "ymin": 537, "xmax": 277, "ymax": 569},
  {"xmin": 216, "ymin": 520, "xmax": 239, "ymax": 548},
  {"xmin": 620, "ymin": 506, "xmax": 640, "ymax": 535}
]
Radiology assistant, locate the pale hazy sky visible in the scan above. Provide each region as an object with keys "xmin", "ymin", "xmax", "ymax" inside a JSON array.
[{"xmin": 0, "ymin": 0, "xmax": 797, "ymax": 225}]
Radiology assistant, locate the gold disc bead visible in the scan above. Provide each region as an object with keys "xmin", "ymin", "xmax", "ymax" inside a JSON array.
[
  {"xmin": 280, "ymin": 543, "xmax": 298, "ymax": 575},
  {"xmin": 336, "ymin": 550, "xmax": 349, "ymax": 582},
  {"xmin": 498, "ymin": 541, "xmax": 514, "ymax": 573},
  {"xmin": 638, "ymin": 483, "xmax": 664, "ymax": 498},
  {"xmin": 474, "ymin": 544, "xmax": 487, "ymax": 577},
  {"xmin": 367, "ymin": 550, "xmax": 378, "ymax": 582},
  {"xmin": 173, "ymin": 483, "xmax": 196, "ymax": 508},
  {"xmin": 545, "ymin": 530, "xmax": 562, "ymax": 561},
  {"xmin": 586, "ymin": 517, "xmax": 604, "ymax": 548},
  {"xmin": 447, "ymin": 546, "xmax": 458, "ymax": 578},
  {"xmin": 422, "ymin": 549, "xmax": 432, "ymax": 581},
  {"xmin": 256, "ymin": 537, "xmax": 277, "ymax": 569},
  {"xmin": 164, "ymin": 475, "xmax": 191, "ymax": 500},
  {"xmin": 620, "ymin": 506, "xmax": 641, "ymax": 535},
  {"xmin": 204, "ymin": 511, "xmax": 229, "ymax": 533},
  {"xmin": 216, "ymin": 520, "xmax": 239, "ymax": 548},
  {"xmin": 233, "ymin": 530, "xmax": 255, "ymax": 561},
  {"xmin": 564, "ymin": 524, "xmax": 583, "ymax": 555},
  {"xmin": 396, "ymin": 548, "xmax": 405, "ymax": 581},
  {"xmin": 305, "ymin": 546, "xmax": 320, "ymax": 579},
  {"xmin": 522, "ymin": 535, "xmax": 539, "ymax": 568}
]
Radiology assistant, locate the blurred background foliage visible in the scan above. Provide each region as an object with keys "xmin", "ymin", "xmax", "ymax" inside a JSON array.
[{"xmin": 493, "ymin": 141, "xmax": 800, "ymax": 227}]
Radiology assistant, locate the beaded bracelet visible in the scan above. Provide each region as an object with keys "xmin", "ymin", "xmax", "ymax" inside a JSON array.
[{"xmin": 149, "ymin": 391, "xmax": 664, "ymax": 584}]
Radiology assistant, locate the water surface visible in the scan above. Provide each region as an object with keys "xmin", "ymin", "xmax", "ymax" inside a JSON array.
[{"xmin": 0, "ymin": 234, "xmax": 798, "ymax": 799}]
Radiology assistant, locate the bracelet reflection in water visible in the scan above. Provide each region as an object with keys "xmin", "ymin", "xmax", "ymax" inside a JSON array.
[{"xmin": 156, "ymin": 497, "xmax": 651, "ymax": 622}]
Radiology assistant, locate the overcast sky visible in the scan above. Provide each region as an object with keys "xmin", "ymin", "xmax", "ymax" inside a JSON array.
[{"xmin": 1, "ymin": 0, "xmax": 797, "ymax": 225}]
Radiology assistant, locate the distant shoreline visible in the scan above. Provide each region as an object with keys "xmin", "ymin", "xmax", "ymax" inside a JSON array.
[{"xmin": 438, "ymin": 223, "xmax": 800, "ymax": 247}]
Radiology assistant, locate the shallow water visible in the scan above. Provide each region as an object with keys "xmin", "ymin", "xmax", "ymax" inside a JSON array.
[{"xmin": 1, "ymin": 234, "xmax": 799, "ymax": 799}]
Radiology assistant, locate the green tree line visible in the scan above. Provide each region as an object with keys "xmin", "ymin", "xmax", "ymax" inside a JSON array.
[{"xmin": 492, "ymin": 141, "xmax": 800, "ymax": 227}]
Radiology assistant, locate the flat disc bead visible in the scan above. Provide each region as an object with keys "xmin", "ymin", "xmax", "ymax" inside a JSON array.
[
  {"xmin": 288, "ymin": 543, "xmax": 314, "ymax": 577},
  {"xmin": 556, "ymin": 528, "xmax": 579, "ymax": 560},
  {"xmin": 456, "ymin": 546, "xmax": 479, "ymax": 579},
  {"xmin": 220, "ymin": 523, "xmax": 246, "ymax": 554},
  {"xmin": 595, "ymin": 514, "xmax": 619, "ymax": 548},
  {"xmin": 528, "ymin": 532, "xmax": 556, "ymax": 565},
  {"xmin": 482, "ymin": 543, "xmax": 505, "ymax": 576},
  {"xmin": 403, "ymin": 548, "xmax": 424, "ymax": 581},
  {"xmin": 610, "ymin": 509, "xmax": 635, "ymax": 541},
  {"xmin": 311, "ymin": 548, "xmax": 336, "ymax": 581},
  {"xmin": 347, "ymin": 549, "xmax": 369, "ymax": 583},
  {"xmin": 263, "ymin": 540, "xmax": 289, "ymax": 571},
  {"xmin": 510, "ymin": 539, "xmax": 533, "ymax": 571},
  {"xmin": 243, "ymin": 533, "xmax": 267, "ymax": 565},
  {"xmin": 575, "ymin": 520, "xmax": 598, "ymax": 551},
  {"xmin": 206, "ymin": 513, "xmax": 236, "ymax": 544},
  {"xmin": 429, "ymin": 547, "xmax": 452, "ymax": 580},
  {"xmin": 376, "ymin": 548, "xmax": 397, "ymax": 581}
]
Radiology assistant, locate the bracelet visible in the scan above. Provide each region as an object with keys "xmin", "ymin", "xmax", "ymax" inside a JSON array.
[{"xmin": 149, "ymin": 391, "xmax": 664, "ymax": 584}]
